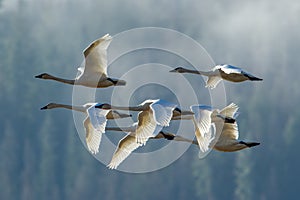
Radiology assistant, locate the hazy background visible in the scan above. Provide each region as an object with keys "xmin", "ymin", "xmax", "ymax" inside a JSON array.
[{"xmin": 0, "ymin": 0, "xmax": 299, "ymax": 199}]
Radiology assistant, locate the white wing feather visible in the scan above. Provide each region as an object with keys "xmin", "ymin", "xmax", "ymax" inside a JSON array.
[
  {"xmin": 77, "ymin": 34, "xmax": 112, "ymax": 79},
  {"xmin": 215, "ymin": 121, "xmax": 239, "ymax": 141},
  {"xmin": 191, "ymin": 105, "xmax": 215, "ymax": 153},
  {"xmin": 83, "ymin": 105, "xmax": 110, "ymax": 154},
  {"xmin": 107, "ymin": 133, "xmax": 142, "ymax": 169},
  {"xmin": 191, "ymin": 105, "xmax": 213, "ymax": 134},
  {"xmin": 83, "ymin": 117, "xmax": 102, "ymax": 154},
  {"xmin": 205, "ymin": 76, "xmax": 222, "ymax": 89},
  {"xmin": 150, "ymin": 99, "xmax": 177, "ymax": 126},
  {"xmin": 218, "ymin": 64, "xmax": 243, "ymax": 74},
  {"xmin": 87, "ymin": 106, "xmax": 110, "ymax": 132},
  {"xmin": 135, "ymin": 110, "xmax": 159, "ymax": 145},
  {"xmin": 219, "ymin": 103, "xmax": 239, "ymax": 118}
]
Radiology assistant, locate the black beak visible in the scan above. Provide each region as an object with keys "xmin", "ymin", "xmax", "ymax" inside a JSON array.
[
  {"xmin": 40, "ymin": 105, "xmax": 48, "ymax": 110},
  {"xmin": 35, "ymin": 74, "xmax": 43, "ymax": 78}
]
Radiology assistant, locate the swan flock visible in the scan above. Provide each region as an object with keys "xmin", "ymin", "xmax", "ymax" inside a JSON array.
[{"xmin": 37, "ymin": 33, "xmax": 261, "ymax": 170}]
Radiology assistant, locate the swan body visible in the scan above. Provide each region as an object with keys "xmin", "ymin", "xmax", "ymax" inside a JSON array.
[
  {"xmin": 40, "ymin": 102, "xmax": 131, "ymax": 154},
  {"xmin": 170, "ymin": 64, "xmax": 262, "ymax": 89},
  {"xmin": 35, "ymin": 34, "xmax": 126, "ymax": 88}
]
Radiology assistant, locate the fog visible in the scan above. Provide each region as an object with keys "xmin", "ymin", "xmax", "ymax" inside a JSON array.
[{"xmin": 0, "ymin": 0, "xmax": 299, "ymax": 199}]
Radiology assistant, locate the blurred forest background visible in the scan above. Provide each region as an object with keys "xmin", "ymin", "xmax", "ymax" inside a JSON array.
[{"xmin": 0, "ymin": 0, "xmax": 300, "ymax": 199}]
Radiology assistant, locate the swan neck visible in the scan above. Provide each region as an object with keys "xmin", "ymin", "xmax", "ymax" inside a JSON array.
[
  {"xmin": 105, "ymin": 126, "xmax": 135, "ymax": 132},
  {"xmin": 52, "ymin": 103, "xmax": 85, "ymax": 113},
  {"xmin": 184, "ymin": 68, "xmax": 210, "ymax": 76},
  {"xmin": 47, "ymin": 74, "xmax": 75, "ymax": 85},
  {"xmin": 110, "ymin": 105, "xmax": 143, "ymax": 111}
]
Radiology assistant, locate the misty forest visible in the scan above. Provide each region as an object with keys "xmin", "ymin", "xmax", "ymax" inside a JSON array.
[{"xmin": 0, "ymin": 0, "xmax": 300, "ymax": 199}]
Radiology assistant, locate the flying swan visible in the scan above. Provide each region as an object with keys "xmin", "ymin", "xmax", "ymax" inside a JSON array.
[
  {"xmin": 40, "ymin": 102, "xmax": 131, "ymax": 154},
  {"xmin": 35, "ymin": 34, "xmax": 126, "ymax": 88},
  {"xmin": 191, "ymin": 103, "xmax": 260, "ymax": 153},
  {"xmin": 170, "ymin": 64, "xmax": 262, "ymax": 89}
]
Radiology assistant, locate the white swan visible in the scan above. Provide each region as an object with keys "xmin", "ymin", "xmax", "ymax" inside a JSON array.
[
  {"xmin": 170, "ymin": 64, "xmax": 262, "ymax": 89},
  {"xmin": 191, "ymin": 103, "xmax": 260, "ymax": 152},
  {"xmin": 40, "ymin": 102, "xmax": 131, "ymax": 154},
  {"xmin": 35, "ymin": 34, "xmax": 126, "ymax": 88},
  {"xmin": 95, "ymin": 99, "xmax": 194, "ymax": 145}
]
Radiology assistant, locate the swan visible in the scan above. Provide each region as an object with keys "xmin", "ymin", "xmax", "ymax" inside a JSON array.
[
  {"xmin": 95, "ymin": 99, "xmax": 194, "ymax": 145},
  {"xmin": 40, "ymin": 102, "xmax": 131, "ymax": 154},
  {"xmin": 192, "ymin": 103, "xmax": 260, "ymax": 152},
  {"xmin": 170, "ymin": 64, "xmax": 262, "ymax": 89},
  {"xmin": 35, "ymin": 34, "xmax": 126, "ymax": 88},
  {"xmin": 105, "ymin": 126, "xmax": 197, "ymax": 169}
]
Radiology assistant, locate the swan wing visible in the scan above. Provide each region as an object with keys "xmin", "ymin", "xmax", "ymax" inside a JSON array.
[
  {"xmin": 150, "ymin": 99, "xmax": 177, "ymax": 126},
  {"xmin": 219, "ymin": 103, "xmax": 239, "ymax": 118},
  {"xmin": 218, "ymin": 121, "xmax": 239, "ymax": 140},
  {"xmin": 83, "ymin": 117, "xmax": 102, "ymax": 154},
  {"xmin": 135, "ymin": 110, "xmax": 163, "ymax": 145},
  {"xmin": 218, "ymin": 64, "xmax": 243, "ymax": 74},
  {"xmin": 87, "ymin": 105, "xmax": 110, "ymax": 132},
  {"xmin": 190, "ymin": 105, "xmax": 213, "ymax": 134},
  {"xmin": 191, "ymin": 106, "xmax": 215, "ymax": 153},
  {"xmin": 205, "ymin": 76, "xmax": 222, "ymax": 89},
  {"xmin": 80, "ymin": 34, "xmax": 112, "ymax": 77},
  {"xmin": 107, "ymin": 133, "xmax": 142, "ymax": 169}
]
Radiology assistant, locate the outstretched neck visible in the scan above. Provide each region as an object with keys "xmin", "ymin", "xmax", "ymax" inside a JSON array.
[
  {"xmin": 181, "ymin": 68, "xmax": 211, "ymax": 76},
  {"xmin": 110, "ymin": 105, "xmax": 144, "ymax": 111},
  {"xmin": 105, "ymin": 126, "xmax": 136, "ymax": 132},
  {"xmin": 41, "ymin": 74, "xmax": 75, "ymax": 85},
  {"xmin": 50, "ymin": 103, "xmax": 86, "ymax": 113}
]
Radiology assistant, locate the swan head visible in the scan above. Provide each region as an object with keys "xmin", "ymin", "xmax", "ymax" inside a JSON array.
[
  {"xmin": 169, "ymin": 67, "xmax": 187, "ymax": 73},
  {"xmin": 35, "ymin": 73, "xmax": 52, "ymax": 79},
  {"xmin": 95, "ymin": 103, "xmax": 112, "ymax": 110},
  {"xmin": 40, "ymin": 103, "xmax": 57, "ymax": 110}
]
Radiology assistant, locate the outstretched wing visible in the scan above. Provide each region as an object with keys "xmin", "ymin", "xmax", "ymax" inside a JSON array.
[
  {"xmin": 205, "ymin": 76, "xmax": 222, "ymax": 89},
  {"xmin": 218, "ymin": 64, "xmax": 243, "ymax": 74},
  {"xmin": 216, "ymin": 121, "xmax": 239, "ymax": 141},
  {"xmin": 107, "ymin": 133, "xmax": 142, "ymax": 169},
  {"xmin": 191, "ymin": 105, "xmax": 213, "ymax": 134},
  {"xmin": 191, "ymin": 105, "xmax": 215, "ymax": 153},
  {"xmin": 87, "ymin": 105, "xmax": 110, "ymax": 132},
  {"xmin": 135, "ymin": 110, "xmax": 163, "ymax": 145},
  {"xmin": 79, "ymin": 34, "xmax": 112, "ymax": 78},
  {"xmin": 219, "ymin": 103, "xmax": 239, "ymax": 118},
  {"xmin": 83, "ymin": 117, "xmax": 102, "ymax": 154},
  {"xmin": 150, "ymin": 99, "xmax": 177, "ymax": 126}
]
